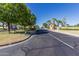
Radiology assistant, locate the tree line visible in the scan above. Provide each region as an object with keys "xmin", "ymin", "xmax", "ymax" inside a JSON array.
[
  {"xmin": 0, "ymin": 3, "xmax": 36, "ymax": 33},
  {"xmin": 42, "ymin": 18, "xmax": 66, "ymax": 30}
]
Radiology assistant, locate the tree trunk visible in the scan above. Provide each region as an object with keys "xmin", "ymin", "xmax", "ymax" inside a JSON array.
[
  {"xmin": 14, "ymin": 29, "xmax": 16, "ymax": 34},
  {"xmin": 57, "ymin": 23, "xmax": 59, "ymax": 27},
  {"xmin": 29, "ymin": 25, "xmax": 33, "ymax": 30},
  {"xmin": 53, "ymin": 24, "xmax": 55, "ymax": 30},
  {"xmin": 2, "ymin": 22, "xmax": 4, "ymax": 30},
  {"xmin": 53, "ymin": 21, "xmax": 55, "ymax": 30},
  {"xmin": 57, "ymin": 23, "xmax": 60, "ymax": 31},
  {"xmin": 23, "ymin": 26, "xmax": 26, "ymax": 33},
  {"xmin": 7, "ymin": 22, "xmax": 11, "ymax": 33}
]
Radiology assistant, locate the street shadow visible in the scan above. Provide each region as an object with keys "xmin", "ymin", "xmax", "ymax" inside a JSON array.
[
  {"xmin": 34, "ymin": 30, "xmax": 49, "ymax": 35},
  {"xmin": 15, "ymin": 31, "xmax": 25, "ymax": 34}
]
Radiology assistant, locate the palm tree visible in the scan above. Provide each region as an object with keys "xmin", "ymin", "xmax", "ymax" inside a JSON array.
[
  {"xmin": 52, "ymin": 18, "xmax": 64, "ymax": 30},
  {"xmin": 52, "ymin": 18, "xmax": 57, "ymax": 24},
  {"xmin": 43, "ymin": 23, "xmax": 48, "ymax": 28},
  {"xmin": 57, "ymin": 20, "xmax": 63, "ymax": 27},
  {"xmin": 61, "ymin": 17, "xmax": 66, "ymax": 27},
  {"xmin": 47, "ymin": 20, "xmax": 51, "ymax": 26},
  {"xmin": 46, "ymin": 20, "xmax": 52, "ymax": 29},
  {"xmin": 52, "ymin": 18, "xmax": 58, "ymax": 29}
]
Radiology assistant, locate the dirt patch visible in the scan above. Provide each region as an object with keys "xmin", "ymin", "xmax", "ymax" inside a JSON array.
[{"xmin": 0, "ymin": 32, "xmax": 30, "ymax": 45}]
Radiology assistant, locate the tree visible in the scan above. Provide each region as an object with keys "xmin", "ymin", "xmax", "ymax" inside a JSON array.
[
  {"xmin": 30, "ymin": 13, "xmax": 36, "ymax": 29},
  {"xmin": 52, "ymin": 18, "xmax": 57, "ymax": 24},
  {"xmin": 17, "ymin": 4, "xmax": 32, "ymax": 31},
  {"xmin": 0, "ymin": 3, "xmax": 36, "ymax": 33},
  {"xmin": 43, "ymin": 23, "xmax": 49, "ymax": 28},
  {"xmin": 66, "ymin": 24, "xmax": 70, "ymax": 27},
  {"xmin": 26, "ymin": 13, "xmax": 36, "ymax": 30},
  {"xmin": 61, "ymin": 17, "xmax": 66, "ymax": 27},
  {"xmin": 47, "ymin": 20, "xmax": 51, "ymax": 26},
  {"xmin": 35, "ymin": 25, "xmax": 40, "ymax": 30},
  {"xmin": 52, "ymin": 18, "xmax": 58, "ymax": 29},
  {"xmin": 17, "ymin": 4, "xmax": 36, "ymax": 31},
  {"xmin": 0, "ymin": 4, "xmax": 20, "ymax": 33},
  {"xmin": 57, "ymin": 20, "xmax": 63, "ymax": 27},
  {"xmin": 74, "ymin": 24, "xmax": 79, "ymax": 27},
  {"xmin": 0, "ymin": 4, "xmax": 6, "ymax": 30}
]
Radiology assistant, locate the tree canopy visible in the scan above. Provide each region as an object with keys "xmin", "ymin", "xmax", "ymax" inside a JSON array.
[{"xmin": 0, "ymin": 3, "xmax": 36, "ymax": 33}]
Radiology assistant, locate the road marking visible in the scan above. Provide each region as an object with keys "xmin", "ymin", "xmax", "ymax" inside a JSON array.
[{"xmin": 48, "ymin": 33, "xmax": 74, "ymax": 49}]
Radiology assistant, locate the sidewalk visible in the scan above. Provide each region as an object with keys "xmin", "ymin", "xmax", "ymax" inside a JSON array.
[{"xmin": 50, "ymin": 30, "xmax": 79, "ymax": 37}]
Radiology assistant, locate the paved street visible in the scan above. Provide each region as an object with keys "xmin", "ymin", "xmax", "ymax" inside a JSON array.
[{"xmin": 0, "ymin": 30, "xmax": 79, "ymax": 56}]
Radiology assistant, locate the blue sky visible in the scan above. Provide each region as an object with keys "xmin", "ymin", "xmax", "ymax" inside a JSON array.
[{"xmin": 26, "ymin": 3, "xmax": 79, "ymax": 26}]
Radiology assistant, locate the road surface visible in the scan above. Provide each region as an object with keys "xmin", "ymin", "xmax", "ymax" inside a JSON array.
[{"xmin": 0, "ymin": 30, "xmax": 79, "ymax": 56}]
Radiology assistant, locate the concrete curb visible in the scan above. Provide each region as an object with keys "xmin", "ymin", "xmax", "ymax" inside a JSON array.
[{"xmin": 0, "ymin": 34, "xmax": 32, "ymax": 47}]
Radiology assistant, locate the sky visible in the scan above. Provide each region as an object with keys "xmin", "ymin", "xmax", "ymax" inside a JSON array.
[{"xmin": 26, "ymin": 3, "xmax": 79, "ymax": 26}]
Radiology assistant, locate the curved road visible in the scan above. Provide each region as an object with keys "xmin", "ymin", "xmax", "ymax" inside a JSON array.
[{"xmin": 0, "ymin": 30, "xmax": 79, "ymax": 56}]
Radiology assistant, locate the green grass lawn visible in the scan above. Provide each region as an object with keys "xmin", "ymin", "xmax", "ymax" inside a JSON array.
[
  {"xmin": 58, "ymin": 27, "xmax": 79, "ymax": 35},
  {"xmin": 60, "ymin": 27, "xmax": 79, "ymax": 30}
]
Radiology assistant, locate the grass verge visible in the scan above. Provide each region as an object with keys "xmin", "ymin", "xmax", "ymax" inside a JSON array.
[{"xmin": 0, "ymin": 31, "xmax": 30, "ymax": 45}]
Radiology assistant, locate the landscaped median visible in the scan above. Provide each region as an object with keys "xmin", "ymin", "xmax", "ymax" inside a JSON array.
[{"xmin": 0, "ymin": 31, "xmax": 31, "ymax": 46}]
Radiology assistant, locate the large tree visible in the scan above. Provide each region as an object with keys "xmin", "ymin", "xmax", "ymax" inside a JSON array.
[
  {"xmin": 17, "ymin": 4, "xmax": 31, "ymax": 31},
  {"xmin": 0, "ymin": 3, "xmax": 36, "ymax": 33},
  {"xmin": 51, "ymin": 18, "xmax": 58, "ymax": 29},
  {"xmin": 17, "ymin": 4, "xmax": 36, "ymax": 31},
  {"xmin": 0, "ymin": 4, "xmax": 20, "ymax": 33},
  {"xmin": 27, "ymin": 13, "xmax": 36, "ymax": 30}
]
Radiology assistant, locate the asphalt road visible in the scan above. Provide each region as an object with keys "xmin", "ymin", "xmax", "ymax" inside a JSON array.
[{"xmin": 0, "ymin": 30, "xmax": 79, "ymax": 56}]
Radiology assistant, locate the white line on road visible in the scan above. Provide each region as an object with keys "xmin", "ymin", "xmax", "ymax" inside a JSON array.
[{"xmin": 48, "ymin": 33, "xmax": 74, "ymax": 49}]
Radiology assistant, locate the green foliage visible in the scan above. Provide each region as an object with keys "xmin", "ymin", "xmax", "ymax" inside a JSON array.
[
  {"xmin": 52, "ymin": 18, "xmax": 58, "ymax": 26},
  {"xmin": 0, "ymin": 3, "xmax": 36, "ymax": 33},
  {"xmin": 27, "ymin": 13, "xmax": 36, "ymax": 26},
  {"xmin": 60, "ymin": 27, "xmax": 79, "ymax": 30},
  {"xmin": 43, "ymin": 23, "xmax": 49, "ymax": 28},
  {"xmin": 35, "ymin": 25, "xmax": 40, "ymax": 30},
  {"xmin": 47, "ymin": 20, "xmax": 52, "ymax": 26},
  {"xmin": 61, "ymin": 17, "xmax": 66, "ymax": 26},
  {"xmin": 42, "ymin": 17, "xmax": 67, "ymax": 29},
  {"xmin": 74, "ymin": 24, "xmax": 79, "ymax": 27}
]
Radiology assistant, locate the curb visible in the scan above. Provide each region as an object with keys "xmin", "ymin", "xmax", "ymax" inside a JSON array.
[{"xmin": 0, "ymin": 34, "xmax": 32, "ymax": 47}]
